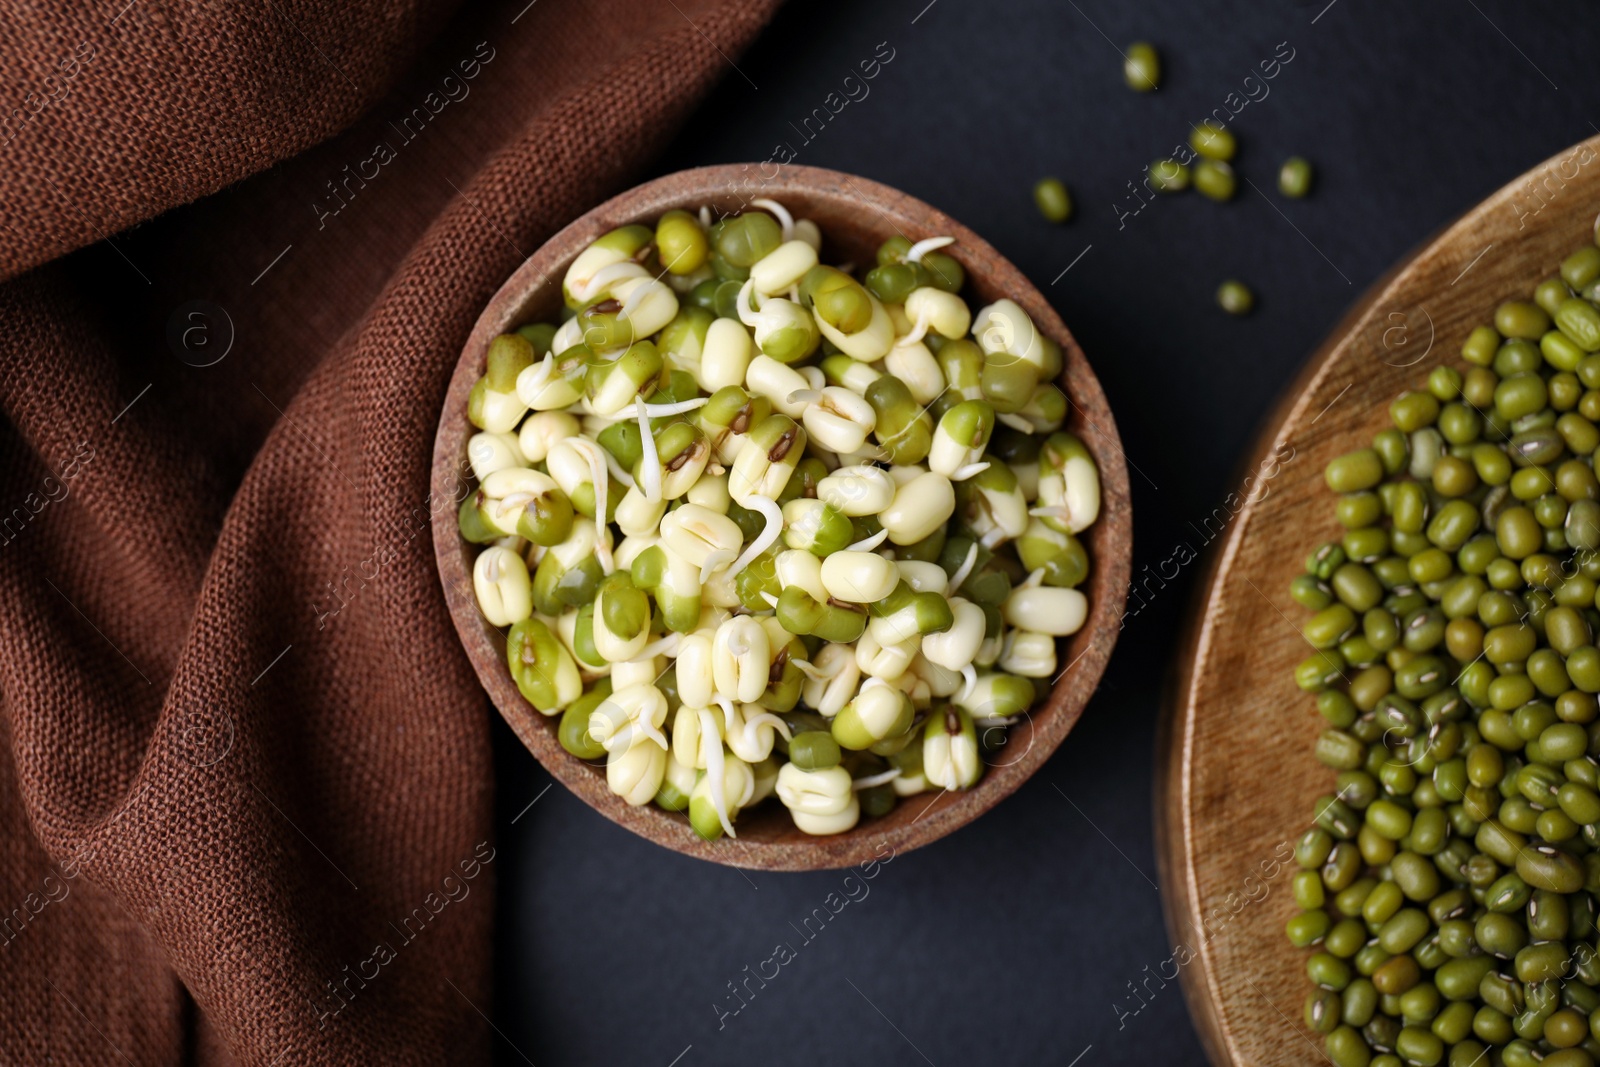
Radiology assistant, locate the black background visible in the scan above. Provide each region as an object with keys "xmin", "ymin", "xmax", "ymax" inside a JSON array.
[{"xmin": 493, "ymin": 2, "xmax": 1600, "ymax": 1065}]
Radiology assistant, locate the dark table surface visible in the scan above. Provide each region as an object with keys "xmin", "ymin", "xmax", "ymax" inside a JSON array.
[{"xmin": 492, "ymin": 2, "xmax": 1600, "ymax": 1064}]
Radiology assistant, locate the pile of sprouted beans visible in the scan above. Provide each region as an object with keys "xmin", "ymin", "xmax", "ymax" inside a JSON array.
[{"xmin": 460, "ymin": 197, "xmax": 1099, "ymax": 840}]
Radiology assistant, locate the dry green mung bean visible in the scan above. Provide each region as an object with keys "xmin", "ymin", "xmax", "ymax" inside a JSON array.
[
  {"xmin": 1189, "ymin": 121, "xmax": 1236, "ymax": 161},
  {"xmin": 1326, "ymin": 449, "xmax": 1385, "ymax": 493},
  {"xmin": 1193, "ymin": 158, "xmax": 1237, "ymax": 201},
  {"xmin": 1032, "ymin": 177, "xmax": 1072, "ymax": 223},
  {"xmin": 1287, "ymin": 222, "xmax": 1600, "ymax": 1064},
  {"xmin": 1217, "ymin": 279, "xmax": 1254, "ymax": 316},
  {"xmin": 1279, "ymin": 156, "xmax": 1314, "ymax": 198},
  {"xmin": 1149, "ymin": 159, "xmax": 1189, "ymax": 192},
  {"xmin": 1495, "ymin": 301, "xmax": 1552, "ymax": 340},
  {"xmin": 1123, "ymin": 41, "xmax": 1160, "ymax": 91}
]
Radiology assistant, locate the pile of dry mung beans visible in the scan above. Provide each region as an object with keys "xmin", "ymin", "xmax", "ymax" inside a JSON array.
[
  {"xmin": 460, "ymin": 199, "xmax": 1099, "ymax": 839},
  {"xmin": 1287, "ymin": 222, "xmax": 1600, "ymax": 1066}
]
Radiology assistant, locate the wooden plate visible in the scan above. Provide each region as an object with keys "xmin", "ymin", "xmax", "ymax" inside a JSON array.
[
  {"xmin": 431, "ymin": 165, "xmax": 1131, "ymax": 871},
  {"xmin": 1160, "ymin": 135, "xmax": 1600, "ymax": 1061}
]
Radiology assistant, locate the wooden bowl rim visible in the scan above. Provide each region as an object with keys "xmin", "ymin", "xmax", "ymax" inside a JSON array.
[
  {"xmin": 1160, "ymin": 134, "xmax": 1600, "ymax": 1060},
  {"xmin": 432, "ymin": 163, "xmax": 1132, "ymax": 871}
]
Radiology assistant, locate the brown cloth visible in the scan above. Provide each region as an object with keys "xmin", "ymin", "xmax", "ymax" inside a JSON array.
[{"xmin": 0, "ymin": 0, "xmax": 780, "ymax": 1062}]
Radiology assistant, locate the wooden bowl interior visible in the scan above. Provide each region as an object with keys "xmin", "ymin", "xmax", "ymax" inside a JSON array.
[
  {"xmin": 434, "ymin": 165, "xmax": 1131, "ymax": 870},
  {"xmin": 1162, "ymin": 136, "xmax": 1600, "ymax": 1061}
]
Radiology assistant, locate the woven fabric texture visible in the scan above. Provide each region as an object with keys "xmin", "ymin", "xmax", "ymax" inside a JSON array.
[{"xmin": 0, "ymin": 0, "xmax": 779, "ymax": 1062}]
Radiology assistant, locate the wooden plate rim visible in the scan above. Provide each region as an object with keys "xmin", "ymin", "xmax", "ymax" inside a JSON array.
[{"xmin": 1159, "ymin": 135, "xmax": 1600, "ymax": 1061}]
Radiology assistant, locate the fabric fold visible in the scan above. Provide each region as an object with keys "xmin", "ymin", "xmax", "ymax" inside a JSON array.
[{"xmin": 0, "ymin": 0, "xmax": 782, "ymax": 1062}]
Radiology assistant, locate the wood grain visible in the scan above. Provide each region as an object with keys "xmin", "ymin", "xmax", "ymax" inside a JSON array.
[
  {"xmin": 431, "ymin": 165, "xmax": 1132, "ymax": 871},
  {"xmin": 1160, "ymin": 135, "xmax": 1600, "ymax": 1062}
]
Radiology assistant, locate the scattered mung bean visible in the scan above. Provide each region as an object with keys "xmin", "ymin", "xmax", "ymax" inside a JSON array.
[
  {"xmin": 1193, "ymin": 158, "xmax": 1237, "ymax": 202},
  {"xmin": 1033, "ymin": 178, "xmax": 1072, "ymax": 223},
  {"xmin": 1123, "ymin": 41, "xmax": 1160, "ymax": 91},
  {"xmin": 1217, "ymin": 279, "xmax": 1255, "ymax": 316},
  {"xmin": 1279, "ymin": 156, "xmax": 1314, "ymax": 199}
]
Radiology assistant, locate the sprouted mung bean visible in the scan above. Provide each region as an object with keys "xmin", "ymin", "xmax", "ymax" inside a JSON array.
[
  {"xmin": 1286, "ymin": 221, "xmax": 1600, "ymax": 1067},
  {"xmin": 461, "ymin": 200, "xmax": 1100, "ymax": 840}
]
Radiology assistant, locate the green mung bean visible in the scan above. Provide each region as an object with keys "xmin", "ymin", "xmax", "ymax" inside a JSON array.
[
  {"xmin": 1032, "ymin": 177, "xmax": 1072, "ymax": 223},
  {"xmin": 1287, "ymin": 224, "xmax": 1600, "ymax": 1062},
  {"xmin": 1217, "ymin": 279, "xmax": 1254, "ymax": 316},
  {"xmin": 1279, "ymin": 156, "xmax": 1314, "ymax": 199},
  {"xmin": 1189, "ymin": 121, "xmax": 1235, "ymax": 161},
  {"xmin": 1149, "ymin": 159, "xmax": 1188, "ymax": 192},
  {"xmin": 1193, "ymin": 158, "xmax": 1237, "ymax": 201},
  {"xmin": 1123, "ymin": 41, "xmax": 1160, "ymax": 91}
]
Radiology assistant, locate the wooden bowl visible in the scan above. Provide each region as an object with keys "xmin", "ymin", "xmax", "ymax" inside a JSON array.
[
  {"xmin": 433, "ymin": 164, "xmax": 1131, "ymax": 870},
  {"xmin": 1160, "ymin": 135, "xmax": 1600, "ymax": 1061}
]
